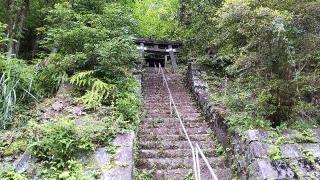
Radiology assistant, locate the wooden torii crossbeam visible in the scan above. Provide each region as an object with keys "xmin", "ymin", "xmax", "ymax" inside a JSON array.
[{"xmin": 134, "ymin": 38, "xmax": 183, "ymax": 73}]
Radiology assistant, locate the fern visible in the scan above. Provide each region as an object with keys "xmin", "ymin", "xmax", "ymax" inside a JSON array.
[
  {"xmin": 70, "ymin": 71, "xmax": 115, "ymax": 109},
  {"xmin": 69, "ymin": 71, "xmax": 95, "ymax": 87}
]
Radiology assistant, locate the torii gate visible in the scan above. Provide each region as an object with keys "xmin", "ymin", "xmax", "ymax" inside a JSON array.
[{"xmin": 134, "ymin": 38, "xmax": 182, "ymax": 73}]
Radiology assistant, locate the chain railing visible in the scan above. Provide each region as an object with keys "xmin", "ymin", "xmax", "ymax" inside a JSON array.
[{"xmin": 157, "ymin": 64, "xmax": 218, "ymax": 180}]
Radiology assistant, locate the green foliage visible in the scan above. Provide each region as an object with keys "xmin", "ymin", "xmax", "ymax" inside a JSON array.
[
  {"xmin": 302, "ymin": 149, "xmax": 315, "ymax": 164},
  {"xmin": 135, "ymin": 169, "xmax": 154, "ymax": 180},
  {"xmin": 3, "ymin": 139, "xmax": 28, "ymax": 156},
  {"xmin": 178, "ymin": 0, "xmax": 221, "ymax": 57},
  {"xmin": 269, "ymin": 145, "xmax": 282, "ymax": 160},
  {"xmin": 191, "ymin": 0, "xmax": 320, "ymax": 127},
  {"xmin": 95, "ymin": 37, "xmax": 138, "ymax": 79},
  {"xmin": 40, "ymin": 159, "xmax": 98, "ymax": 179},
  {"xmin": 114, "ymin": 78, "xmax": 141, "ymax": 130},
  {"xmin": 0, "ymin": 22, "xmax": 6, "ymax": 46},
  {"xmin": 0, "ymin": 56, "xmax": 36, "ymax": 129},
  {"xmin": 35, "ymin": 53, "xmax": 68, "ymax": 95},
  {"xmin": 30, "ymin": 119, "xmax": 96, "ymax": 169},
  {"xmin": 27, "ymin": 112, "xmax": 125, "ymax": 178},
  {"xmin": 133, "ymin": 0, "xmax": 179, "ymax": 39},
  {"xmin": 70, "ymin": 71, "xmax": 115, "ymax": 109},
  {"xmin": 0, "ymin": 165, "xmax": 28, "ymax": 180}
]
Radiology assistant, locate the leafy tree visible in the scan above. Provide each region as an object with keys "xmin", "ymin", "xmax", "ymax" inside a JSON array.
[
  {"xmin": 133, "ymin": 0, "xmax": 179, "ymax": 39},
  {"xmin": 188, "ymin": 0, "xmax": 320, "ymax": 126}
]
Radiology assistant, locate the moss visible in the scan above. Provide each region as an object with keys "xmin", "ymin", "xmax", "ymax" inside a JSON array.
[
  {"xmin": 3, "ymin": 139, "xmax": 28, "ymax": 156},
  {"xmin": 269, "ymin": 145, "xmax": 283, "ymax": 161}
]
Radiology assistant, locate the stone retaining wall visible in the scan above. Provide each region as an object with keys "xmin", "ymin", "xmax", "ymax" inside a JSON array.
[
  {"xmin": 186, "ymin": 63, "xmax": 320, "ymax": 179},
  {"xmin": 185, "ymin": 63, "xmax": 229, "ymax": 148}
]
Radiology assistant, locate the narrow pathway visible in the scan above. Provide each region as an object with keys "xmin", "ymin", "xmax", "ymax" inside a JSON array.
[{"xmin": 136, "ymin": 68, "xmax": 231, "ymax": 179}]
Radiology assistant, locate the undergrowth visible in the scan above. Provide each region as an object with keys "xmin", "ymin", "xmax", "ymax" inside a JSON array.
[
  {"xmin": 204, "ymin": 70, "xmax": 320, "ymax": 132},
  {"xmin": 0, "ymin": 56, "xmax": 36, "ymax": 129}
]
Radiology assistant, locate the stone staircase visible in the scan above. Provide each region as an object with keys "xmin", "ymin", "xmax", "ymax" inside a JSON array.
[{"xmin": 136, "ymin": 68, "xmax": 231, "ymax": 179}]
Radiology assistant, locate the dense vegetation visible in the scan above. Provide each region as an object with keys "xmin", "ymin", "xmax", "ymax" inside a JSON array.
[
  {"xmin": 179, "ymin": 0, "xmax": 320, "ymax": 130},
  {"xmin": 0, "ymin": 0, "xmax": 141, "ymax": 178},
  {"xmin": 0, "ymin": 0, "xmax": 319, "ymax": 178}
]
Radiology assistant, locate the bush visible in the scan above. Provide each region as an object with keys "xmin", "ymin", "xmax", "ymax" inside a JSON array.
[
  {"xmin": 199, "ymin": 0, "xmax": 320, "ymax": 126},
  {"xmin": 0, "ymin": 166, "xmax": 28, "ymax": 180},
  {"xmin": 29, "ymin": 119, "xmax": 96, "ymax": 169}
]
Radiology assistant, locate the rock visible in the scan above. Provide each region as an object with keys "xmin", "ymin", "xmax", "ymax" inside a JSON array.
[
  {"xmin": 279, "ymin": 144, "xmax": 303, "ymax": 159},
  {"xmin": 301, "ymin": 143, "xmax": 320, "ymax": 158},
  {"xmin": 52, "ymin": 101, "xmax": 64, "ymax": 111},
  {"xmin": 311, "ymin": 129, "xmax": 320, "ymax": 143},
  {"xmin": 246, "ymin": 130, "xmax": 270, "ymax": 144},
  {"xmin": 75, "ymin": 119, "xmax": 85, "ymax": 126},
  {"xmin": 94, "ymin": 148, "xmax": 110, "ymax": 169},
  {"xmin": 101, "ymin": 132, "xmax": 134, "ymax": 180},
  {"xmin": 4, "ymin": 156, "xmax": 13, "ymax": 162},
  {"xmin": 271, "ymin": 160, "xmax": 295, "ymax": 179},
  {"xmin": 248, "ymin": 141, "xmax": 271, "ymax": 161},
  {"xmin": 14, "ymin": 152, "xmax": 31, "ymax": 173},
  {"xmin": 56, "ymin": 82, "xmax": 74, "ymax": 96},
  {"xmin": 249, "ymin": 159, "xmax": 278, "ymax": 180},
  {"xmin": 133, "ymin": 74, "xmax": 142, "ymax": 95},
  {"xmin": 73, "ymin": 107, "xmax": 85, "ymax": 116},
  {"xmin": 296, "ymin": 159, "xmax": 320, "ymax": 178}
]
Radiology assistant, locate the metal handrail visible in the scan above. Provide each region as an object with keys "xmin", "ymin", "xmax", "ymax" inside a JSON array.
[{"xmin": 157, "ymin": 64, "xmax": 218, "ymax": 180}]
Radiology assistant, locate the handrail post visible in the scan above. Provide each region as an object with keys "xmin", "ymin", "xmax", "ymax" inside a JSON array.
[
  {"xmin": 170, "ymin": 99, "xmax": 173, "ymax": 117},
  {"xmin": 192, "ymin": 147, "xmax": 199, "ymax": 180},
  {"xmin": 195, "ymin": 148, "xmax": 201, "ymax": 179}
]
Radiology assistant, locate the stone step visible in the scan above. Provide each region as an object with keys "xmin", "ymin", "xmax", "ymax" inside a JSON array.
[
  {"xmin": 144, "ymin": 102, "xmax": 196, "ymax": 107},
  {"xmin": 143, "ymin": 89, "xmax": 187, "ymax": 92},
  {"xmin": 139, "ymin": 133, "xmax": 211, "ymax": 142},
  {"xmin": 139, "ymin": 148, "xmax": 216, "ymax": 159},
  {"xmin": 143, "ymin": 117, "xmax": 206, "ymax": 124},
  {"xmin": 138, "ymin": 140, "xmax": 215, "ymax": 150},
  {"xmin": 145, "ymin": 113, "xmax": 202, "ymax": 119},
  {"xmin": 139, "ymin": 127, "xmax": 210, "ymax": 135},
  {"xmin": 143, "ymin": 90, "xmax": 188, "ymax": 94},
  {"xmin": 141, "ymin": 121, "xmax": 208, "ymax": 129},
  {"xmin": 144, "ymin": 105, "xmax": 196, "ymax": 111},
  {"xmin": 144, "ymin": 100, "xmax": 194, "ymax": 105},
  {"xmin": 136, "ymin": 157, "xmax": 226, "ymax": 170},
  {"xmin": 138, "ymin": 70, "xmax": 230, "ymax": 179},
  {"xmin": 143, "ymin": 87, "xmax": 187, "ymax": 91},
  {"xmin": 143, "ymin": 95, "xmax": 192, "ymax": 102},
  {"xmin": 144, "ymin": 93, "xmax": 191, "ymax": 97},
  {"xmin": 154, "ymin": 168, "xmax": 232, "ymax": 180},
  {"xmin": 144, "ymin": 108, "xmax": 199, "ymax": 115}
]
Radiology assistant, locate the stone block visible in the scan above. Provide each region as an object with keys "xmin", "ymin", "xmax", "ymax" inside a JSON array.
[
  {"xmin": 282, "ymin": 129, "xmax": 303, "ymax": 143},
  {"xmin": 295, "ymin": 159, "xmax": 320, "ymax": 178},
  {"xmin": 93, "ymin": 148, "xmax": 110, "ymax": 168},
  {"xmin": 246, "ymin": 130, "xmax": 271, "ymax": 144},
  {"xmin": 311, "ymin": 129, "xmax": 320, "ymax": 143},
  {"xmin": 270, "ymin": 160, "xmax": 295, "ymax": 179},
  {"xmin": 280, "ymin": 144, "xmax": 304, "ymax": 159},
  {"xmin": 101, "ymin": 132, "xmax": 134, "ymax": 180},
  {"xmin": 14, "ymin": 152, "xmax": 32, "ymax": 173},
  {"xmin": 301, "ymin": 143, "xmax": 320, "ymax": 158},
  {"xmin": 248, "ymin": 141, "xmax": 272, "ymax": 161},
  {"xmin": 248, "ymin": 159, "xmax": 278, "ymax": 180}
]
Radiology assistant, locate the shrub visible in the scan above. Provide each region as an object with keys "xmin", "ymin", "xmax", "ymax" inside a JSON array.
[
  {"xmin": 200, "ymin": 0, "xmax": 320, "ymax": 126},
  {"xmin": 0, "ymin": 166, "xmax": 28, "ymax": 180},
  {"xmin": 35, "ymin": 53, "xmax": 68, "ymax": 95},
  {"xmin": 30, "ymin": 119, "xmax": 96, "ymax": 169}
]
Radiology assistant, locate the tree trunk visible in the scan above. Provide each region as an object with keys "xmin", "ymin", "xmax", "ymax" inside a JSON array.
[{"xmin": 6, "ymin": 0, "xmax": 30, "ymax": 58}]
